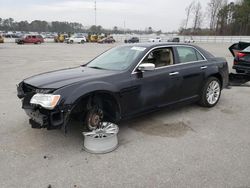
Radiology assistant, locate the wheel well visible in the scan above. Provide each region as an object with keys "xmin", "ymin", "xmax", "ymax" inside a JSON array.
[
  {"xmin": 70, "ymin": 91, "xmax": 121, "ymax": 123},
  {"xmin": 210, "ymin": 73, "xmax": 223, "ymax": 87}
]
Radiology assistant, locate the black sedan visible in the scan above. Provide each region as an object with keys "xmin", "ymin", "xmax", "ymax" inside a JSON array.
[
  {"xmin": 124, "ymin": 37, "xmax": 140, "ymax": 43},
  {"xmin": 229, "ymin": 42, "xmax": 250, "ymax": 74},
  {"xmin": 17, "ymin": 43, "xmax": 229, "ymax": 131},
  {"xmin": 167, "ymin": 37, "xmax": 180, "ymax": 43}
]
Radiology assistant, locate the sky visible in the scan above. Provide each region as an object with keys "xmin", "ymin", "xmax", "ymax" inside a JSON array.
[{"xmin": 0, "ymin": 0, "xmax": 212, "ymax": 32}]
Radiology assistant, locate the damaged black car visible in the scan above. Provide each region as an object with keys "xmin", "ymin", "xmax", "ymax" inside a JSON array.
[
  {"xmin": 17, "ymin": 43, "xmax": 229, "ymax": 131},
  {"xmin": 229, "ymin": 41, "xmax": 250, "ymax": 74}
]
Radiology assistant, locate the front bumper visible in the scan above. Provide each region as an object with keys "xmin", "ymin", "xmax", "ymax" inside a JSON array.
[
  {"xmin": 24, "ymin": 108, "xmax": 64, "ymax": 129},
  {"xmin": 17, "ymin": 82, "xmax": 65, "ymax": 129}
]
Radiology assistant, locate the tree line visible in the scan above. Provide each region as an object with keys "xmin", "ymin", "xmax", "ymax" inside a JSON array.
[
  {"xmin": 0, "ymin": 17, "xmax": 161, "ymax": 35},
  {"xmin": 0, "ymin": 18, "xmax": 85, "ymax": 33},
  {"xmin": 180, "ymin": 0, "xmax": 250, "ymax": 35}
]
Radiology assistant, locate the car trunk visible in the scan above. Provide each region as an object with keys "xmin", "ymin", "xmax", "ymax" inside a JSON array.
[{"xmin": 229, "ymin": 41, "xmax": 250, "ymax": 57}]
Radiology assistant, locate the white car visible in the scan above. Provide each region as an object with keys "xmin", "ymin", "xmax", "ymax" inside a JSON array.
[
  {"xmin": 67, "ymin": 35, "xmax": 86, "ymax": 44},
  {"xmin": 184, "ymin": 37, "xmax": 195, "ymax": 43},
  {"xmin": 148, "ymin": 37, "xmax": 161, "ymax": 42}
]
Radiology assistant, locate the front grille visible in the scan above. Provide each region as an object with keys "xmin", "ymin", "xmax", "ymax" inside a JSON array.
[{"xmin": 22, "ymin": 83, "xmax": 37, "ymax": 93}]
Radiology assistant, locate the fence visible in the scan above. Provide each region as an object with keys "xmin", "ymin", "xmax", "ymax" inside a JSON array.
[
  {"xmin": 2, "ymin": 35, "xmax": 250, "ymax": 43},
  {"xmin": 112, "ymin": 34, "xmax": 250, "ymax": 43}
]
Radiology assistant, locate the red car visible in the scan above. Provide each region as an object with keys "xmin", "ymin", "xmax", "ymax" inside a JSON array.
[{"xmin": 15, "ymin": 35, "xmax": 44, "ymax": 44}]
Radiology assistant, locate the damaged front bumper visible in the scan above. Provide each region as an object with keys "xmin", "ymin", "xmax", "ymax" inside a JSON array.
[
  {"xmin": 17, "ymin": 82, "xmax": 70, "ymax": 130},
  {"xmin": 25, "ymin": 108, "xmax": 64, "ymax": 130}
]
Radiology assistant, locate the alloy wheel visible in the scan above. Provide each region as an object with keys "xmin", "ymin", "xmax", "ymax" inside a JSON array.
[{"xmin": 206, "ymin": 80, "xmax": 221, "ymax": 105}]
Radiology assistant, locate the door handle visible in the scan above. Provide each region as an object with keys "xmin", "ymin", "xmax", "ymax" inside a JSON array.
[
  {"xmin": 200, "ymin": 66, "xmax": 207, "ymax": 70},
  {"xmin": 169, "ymin": 72, "xmax": 179, "ymax": 76}
]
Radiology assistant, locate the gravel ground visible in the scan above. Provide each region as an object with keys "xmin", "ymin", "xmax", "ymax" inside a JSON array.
[{"xmin": 0, "ymin": 42, "xmax": 249, "ymax": 188}]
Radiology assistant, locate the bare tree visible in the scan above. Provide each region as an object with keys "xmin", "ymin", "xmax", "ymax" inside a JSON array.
[
  {"xmin": 193, "ymin": 1, "xmax": 203, "ymax": 30},
  {"xmin": 207, "ymin": 0, "xmax": 225, "ymax": 30},
  {"xmin": 184, "ymin": 1, "xmax": 195, "ymax": 30}
]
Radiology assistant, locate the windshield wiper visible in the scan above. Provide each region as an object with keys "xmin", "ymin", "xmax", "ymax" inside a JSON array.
[{"xmin": 88, "ymin": 66, "xmax": 106, "ymax": 70}]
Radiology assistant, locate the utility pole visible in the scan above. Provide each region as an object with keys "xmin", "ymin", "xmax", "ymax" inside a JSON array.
[
  {"xmin": 94, "ymin": 1, "xmax": 97, "ymax": 26},
  {"xmin": 124, "ymin": 21, "xmax": 126, "ymax": 35}
]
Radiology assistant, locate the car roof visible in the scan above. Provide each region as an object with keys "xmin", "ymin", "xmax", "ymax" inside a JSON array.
[
  {"xmin": 122, "ymin": 43, "xmax": 215, "ymax": 58},
  {"xmin": 123, "ymin": 42, "xmax": 193, "ymax": 47}
]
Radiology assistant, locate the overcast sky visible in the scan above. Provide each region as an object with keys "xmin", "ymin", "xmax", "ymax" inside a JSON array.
[{"xmin": 0, "ymin": 0, "xmax": 212, "ymax": 32}]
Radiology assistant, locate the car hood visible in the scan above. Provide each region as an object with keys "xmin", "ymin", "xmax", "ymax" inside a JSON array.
[{"xmin": 23, "ymin": 66, "xmax": 117, "ymax": 89}]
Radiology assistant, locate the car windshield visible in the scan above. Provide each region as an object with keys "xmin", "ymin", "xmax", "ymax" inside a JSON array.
[{"xmin": 86, "ymin": 46, "xmax": 146, "ymax": 71}]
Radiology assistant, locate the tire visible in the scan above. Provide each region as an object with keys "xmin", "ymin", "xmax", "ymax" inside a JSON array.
[
  {"xmin": 70, "ymin": 40, "xmax": 73, "ymax": 44},
  {"xmin": 80, "ymin": 40, "xmax": 85, "ymax": 44},
  {"xmin": 199, "ymin": 77, "xmax": 221, "ymax": 107}
]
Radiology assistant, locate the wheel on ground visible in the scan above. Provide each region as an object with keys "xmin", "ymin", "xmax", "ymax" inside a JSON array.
[
  {"xmin": 80, "ymin": 40, "xmax": 85, "ymax": 44},
  {"xmin": 70, "ymin": 40, "xmax": 73, "ymax": 44},
  {"xmin": 199, "ymin": 77, "xmax": 221, "ymax": 107},
  {"xmin": 85, "ymin": 106, "xmax": 104, "ymax": 130}
]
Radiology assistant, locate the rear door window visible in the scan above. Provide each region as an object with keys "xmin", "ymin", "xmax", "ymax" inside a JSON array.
[{"xmin": 176, "ymin": 46, "xmax": 204, "ymax": 63}]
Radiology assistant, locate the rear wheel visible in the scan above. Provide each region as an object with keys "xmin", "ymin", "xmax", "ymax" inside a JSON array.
[
  {"xmin": 199, "ymin": 77, "xmax": 221, "ymax": 107},
  {"xmin": 80, "ymin": 40, "xmax": 85, "ymax": 44},
  {"xmin": 70, "ymin": 40, "xmax": 73, "ymax": 44}
]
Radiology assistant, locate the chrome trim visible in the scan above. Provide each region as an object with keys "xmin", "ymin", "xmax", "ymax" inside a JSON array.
[{"xmin": 131, "ymin": 45, "xmax": 207, "ymax": 74}]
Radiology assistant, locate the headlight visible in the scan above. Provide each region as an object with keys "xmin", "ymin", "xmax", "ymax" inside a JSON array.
[{"xmin": 30, "ymin": 94, "xmax": 60, "ymax": 110}]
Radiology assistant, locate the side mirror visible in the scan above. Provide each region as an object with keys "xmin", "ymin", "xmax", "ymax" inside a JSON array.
[{"xmin": 138, "ymin": 63, "xmax": 155, "ymax": 72}]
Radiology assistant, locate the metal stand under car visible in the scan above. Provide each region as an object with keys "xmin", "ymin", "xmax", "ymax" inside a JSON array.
[{"xmin": 82, "ymin": 122, "xmax": 119, "ymax": 154}]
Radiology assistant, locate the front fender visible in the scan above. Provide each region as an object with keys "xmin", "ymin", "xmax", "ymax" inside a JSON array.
[{"xmin": 54, "ymin": 81, "xmax": 119, "ymax": 105}]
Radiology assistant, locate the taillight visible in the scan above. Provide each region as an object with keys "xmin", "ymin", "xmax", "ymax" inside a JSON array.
[{"xmin": 237, "ymin": 52, "xmax": 246, "ymax": 58}]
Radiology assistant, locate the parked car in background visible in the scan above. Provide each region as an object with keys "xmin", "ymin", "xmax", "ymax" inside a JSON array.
[
  {"xmin": 67, "ymin": 35, "xmax": 86, "ymax": 44},
  {"xmin": 17, "ymin": 43, "xmax": 229, "ymax": 132},
  {"xmin": 167, "ymin": 37, "xmax": 180, "ymax": 43},
  {"xmin": 148, "ymin": 37, "xmax": 161, "ymax": 42},
  {"xmin": 229, "ymin": 41, "xmax": 250, "ymax": 74},
  {"xmin": 184, "ymin": 37, "xmax": 195, "ymax": 43},
  {"xmin": 87, "ymin": 34, "xmax": 99, "ymax": 42},
  {"xmin": 98, "ymin": 36, "xmax": 115, "ymax": 43},
  {"xmin": 3, "ymin": 33, "xmax": 20, "ymax": 38},
  {"xmin": 15, "ymin": 35, "xmax": 44, "ymax": 44},
  {"xmin": 0, "ymin": 35, "xmax": 4, "ymax": 43},
  {"xmin": 124, "ymin": 37, "xmax": 139, "ymax": 43},
  {"xmin": 54, "ymin": 34, "xmax": 68, "ymax": 43}
]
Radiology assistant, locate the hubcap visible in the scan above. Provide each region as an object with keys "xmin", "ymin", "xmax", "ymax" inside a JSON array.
[{"xmin": 206, "ymin": 80, "xmax": 220, "ymax": 105}]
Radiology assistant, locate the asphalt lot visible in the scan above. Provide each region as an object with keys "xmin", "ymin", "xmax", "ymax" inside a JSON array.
[{"xmin": 0, "ymin": 42, "xmax": 250, "ymax": 188}]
